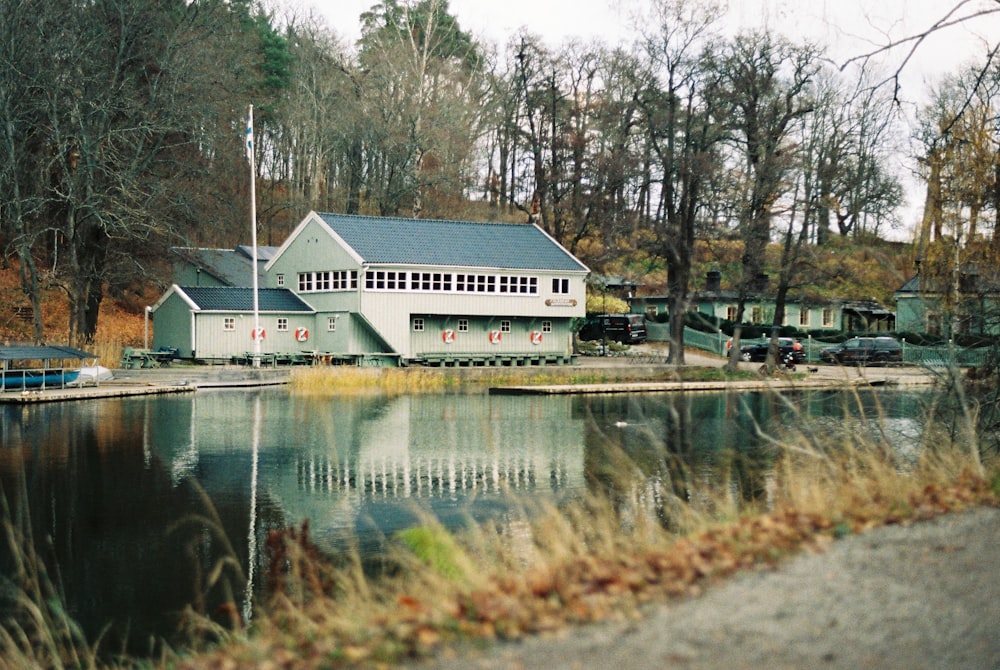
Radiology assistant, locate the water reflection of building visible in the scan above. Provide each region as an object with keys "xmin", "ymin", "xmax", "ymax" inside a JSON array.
[
  {"xmin": 294, "ymin": 396, "xmax": 581, "ymax": 501},
  {"xmin": 147, "ymin": 392, "xmax": 586, "ymax": 549}
]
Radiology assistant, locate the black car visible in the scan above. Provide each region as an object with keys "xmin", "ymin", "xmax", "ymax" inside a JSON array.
[
  {"xmin": 738, "ymin": 337, "xmax": 806, "ymax": 364},
  {"xmin": 578, "ymin": 314, "xmax": 648, "ymax": 344},
  {"xmin": 819, "ymin": 337, "xmax": 902, "ymax": 365}
]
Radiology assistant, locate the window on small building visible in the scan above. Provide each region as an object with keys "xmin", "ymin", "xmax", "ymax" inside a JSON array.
[
  {"xmin": 413, "ymin": 318, "xmax": 425, "ymax": 332},
  {"xmin": 500, "ymin": 320, "xmax": 511, "ymax": 333},
  {"xmin": 327, "ymin": 316, "xmax": 337, "ymax": 332},
  {"xmin": 751, "ymin": 306, "xmax": 763, "ymax": 324},
  {"xmin": 223, "ymin": 317, "xmax": 235, "ymax": 331},
  {"xmin": 726, "ymin": 306, "xmax": 738, "ymax": 322},
  {"xmin": 276, "ymin": 274, "xmax": 285, "ymax": 287},
  {"xmin": 926, "ymin": 312, "xmax": 941, "ymax": 335},
  {"xmin": 799, "ymin": 306, "xmax": 809, "ymax": 327},
  {"xmin": 277, "ymin": 318, "xmax": 288, "ymax": 332},
  {"xmin": 552, "ymin": 277, "xmax": 570, "ymax": 294},
  {"xmin": 542, "ymin": 320, "xmax": 552, "ymax": 333},
  {"xmin": 822, "ymin": 307, "xmax": 834, "ymax": 328},
  {"xmin": 457, "ymin": 319, "xmax": 469, "ymax": 332}
]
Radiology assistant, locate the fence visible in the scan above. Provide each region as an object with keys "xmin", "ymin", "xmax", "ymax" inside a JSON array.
[{"xmin": 645, "ymin": 321, "xmax": 994, "ymax": 368}]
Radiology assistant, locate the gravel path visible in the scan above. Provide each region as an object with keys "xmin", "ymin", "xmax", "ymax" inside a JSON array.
[{"xmin": 414, "ymin": 508, "xmax": 1000, "ymax": 670}]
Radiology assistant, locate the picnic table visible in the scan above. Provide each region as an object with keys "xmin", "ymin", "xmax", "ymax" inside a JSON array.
[{"xmin": 120, "ymin": 347, "xmax": 175, "ymax": 369}]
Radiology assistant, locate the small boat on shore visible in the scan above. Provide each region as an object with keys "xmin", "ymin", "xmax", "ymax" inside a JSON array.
[{"xmin": 1, "ymin": 368, "xmax": 81, "ymax": 390}]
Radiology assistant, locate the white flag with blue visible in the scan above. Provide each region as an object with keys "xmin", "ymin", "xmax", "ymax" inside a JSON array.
[{"xmin": 245, "ymin": 105, "xmax": 254, "ymax": 163}]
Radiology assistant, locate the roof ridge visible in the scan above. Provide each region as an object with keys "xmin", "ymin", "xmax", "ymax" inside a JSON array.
[{"xmin": 316, "ymin": 212, "xmax": 530, "ymax": 227}]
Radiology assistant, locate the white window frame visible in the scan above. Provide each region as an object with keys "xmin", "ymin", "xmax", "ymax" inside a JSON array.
[
  {"xmin": 276, "ymin": 274, "xmax": 285, "ymax": 287},
  {"xmin": 822, "ymin": 307, "xmax": 834, "ymax": 328},
  {"xmin": 223, "ymin": 317, "xmax": 235, "ymax": 331},
  {"xmin": 457, "ymin": 319, "xmax": 469, "ymax": 332},
  {"xmin": 500, "ymin": 320, "xmax": 511, "ymax": 333},
  {"xmin": 413, "ymin": 317, "xmax": 425, "ymax": 332},
  {"xmin": 327, "ymin": 316, "xmax": 337, "ymax": 332},
  {"xmin": 276, "ymin": 318, "xmax": 288, "ymax": 332},
  {"xmin": 542, "ymin": 320, "xmax": 552, "ymax": 333}
]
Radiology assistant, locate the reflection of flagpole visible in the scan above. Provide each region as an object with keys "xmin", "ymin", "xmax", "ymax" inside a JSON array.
[
  {"xmin": 242, "ymin": 394, "xmax": 262, "ymax": 623},
  {"xmin": 247, "ymin": 105, "xmax": 261, "ymax": 368}
]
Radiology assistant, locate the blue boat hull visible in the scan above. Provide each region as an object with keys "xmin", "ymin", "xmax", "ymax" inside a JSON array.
[{"xmin": 1, "ymin": 369, "xmax": 80, "ymax": 390}]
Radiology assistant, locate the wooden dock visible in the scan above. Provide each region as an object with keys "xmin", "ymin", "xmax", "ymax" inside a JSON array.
[
  {"xmin": 489, "ymin": 376, "xmax": 909, "ymax": 396},
  {"xmin": 0, "ymin": 382, "xmax": 197, "ymax": 404},
  {"xmin": 0, "ymin": 365, "xmax": 294, "ymax": 403}
]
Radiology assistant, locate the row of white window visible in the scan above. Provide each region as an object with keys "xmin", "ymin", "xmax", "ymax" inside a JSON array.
[
  {"xmin": 731, "ymin": 305, "xmax": 835, "ymax": 327},
  {"xmin": 281, "ymin": 270, "xmax": 573, "ymax": 296},
  {"xmin": 220, "ymin": 316, "xmax": 555, "ymax": 334}
]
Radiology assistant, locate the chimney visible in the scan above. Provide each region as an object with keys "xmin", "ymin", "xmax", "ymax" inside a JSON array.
[{"xmin": 705, "ymin": 271, "xmax": 721, "ymax": 292}]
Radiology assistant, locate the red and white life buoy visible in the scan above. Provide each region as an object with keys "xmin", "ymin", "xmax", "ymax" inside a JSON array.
[
  {"xmin": 294, "ymin": 326, "xmax": 309, "ymax": 342},
  {"xmin": 488, "ymin": 330, "xmax": 502, "ymax": 344},
  {"xmin": 530, "ymin": 330, "xmax": 543, "ymax": 345},
  {"xmin": 251, "ymin": 326, "xmax": 266, "ymax": 341},
  {"xmin": 442, "ymin": 329, "xmax": 456, "ymax": 344}
]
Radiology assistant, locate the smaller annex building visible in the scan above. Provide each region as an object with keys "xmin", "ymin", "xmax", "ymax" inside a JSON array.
[{"xmin": 151, "ymin": 212, "xmax": 589, "ymax": 366}]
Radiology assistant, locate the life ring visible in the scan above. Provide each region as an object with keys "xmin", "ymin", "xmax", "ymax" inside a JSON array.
[
  {"xmin": 294, "ymin": 327, "xmax": 309, "ymax": 342},
  {"xmin": 442, "ymin": 329, "xmax": 456, "ymax": 344},
  {"xmin": 488, "ymin": 330, "xmax": 502, "ymax": 344},
  {"xmin": 530, "ymin": 330, "xmax": 543, "ymax": 345},
  {"xmin": 251, "ymin": 327, "xmax": 266, "ymax": 341}
]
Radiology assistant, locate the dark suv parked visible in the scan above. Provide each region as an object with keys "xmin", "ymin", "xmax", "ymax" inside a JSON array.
[
  {"xmin": 820, "ymin": 337, "xmax": 902, "ymax": 365},
  {"xmin": 578, "ymin": 314, "xmax": 648, "ymax": 344}
]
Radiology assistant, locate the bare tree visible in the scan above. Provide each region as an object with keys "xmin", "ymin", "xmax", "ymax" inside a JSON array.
[
  {"xmin": 638, "ymin": 0, "xmax": 727, "ymax": 364},
  {"xmin": 718, "ymin": 31, "xmax": 821, "ymax": 370},
  {"xmin": 0, "ymin": 0, "xmax": 254, "ymax": 345},
  {"xmin": 356, "ymin": 0, "xmax": 484, "ymax": 217}
]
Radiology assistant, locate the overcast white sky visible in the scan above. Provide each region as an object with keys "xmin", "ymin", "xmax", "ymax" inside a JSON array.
[{"xmin": 314, "ymin": 0, "xmax": 1000, "ymax": 98}]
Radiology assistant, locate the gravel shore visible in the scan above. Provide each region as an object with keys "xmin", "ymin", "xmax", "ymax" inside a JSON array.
[{"xmin": 414, "ymin": 507, "xmax": 1000, "ymax": 670}]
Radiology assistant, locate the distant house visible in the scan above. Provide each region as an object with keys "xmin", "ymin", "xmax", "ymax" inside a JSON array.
[
  {"xmin": 895, "ymin": 268, "xmax": 1000, "ymax": 336},
  {"xmin": 152, "ymin": 212, "xmax": 589, "ymax": 365},
  {"xmin": 631, "ymin": 272, "xmax": 895, "ymax": 334}
]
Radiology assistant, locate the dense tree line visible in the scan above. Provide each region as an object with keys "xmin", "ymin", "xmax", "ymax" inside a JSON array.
[{"xmin": 1, "ymin": 0, "xmax": 996, "ymax": 353}]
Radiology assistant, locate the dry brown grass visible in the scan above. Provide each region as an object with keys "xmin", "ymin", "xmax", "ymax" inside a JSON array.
[
  {"xmin": 287, "ymin": 364, "xmax": 757, "ymax": 397},
  {"xmin": 0, "ymin": 259, "xmax": 148, "ymax": 367}
]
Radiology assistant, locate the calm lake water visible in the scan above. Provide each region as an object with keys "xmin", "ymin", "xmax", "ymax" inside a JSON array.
[{"xmin": 0, "ymin": 387, "xmax": 932, "ymax": 654}]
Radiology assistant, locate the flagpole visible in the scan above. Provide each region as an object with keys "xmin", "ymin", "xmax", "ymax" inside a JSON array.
[{"xmin": 247, "ymin": 104, "xmax": 261, "ymax": 368}]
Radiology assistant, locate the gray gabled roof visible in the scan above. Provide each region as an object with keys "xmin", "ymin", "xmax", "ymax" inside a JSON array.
[
  {"xmin": 170, "ymin": 246, "xmax": 278, "ymax": 286},
  {"xmin": 178, "ymin": 287, "xmax": 314, "ymax": 312},
  {"xmin": 315, "ymin": 213, "xmax": 589, "ymax": 273}
]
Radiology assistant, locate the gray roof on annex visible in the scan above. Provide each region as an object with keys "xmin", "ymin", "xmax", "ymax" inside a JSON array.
[
  {"xmin": 179, "ymin": 287, "xmax": 314, "ymax": 312},
  {"xmin": 316, "ymin": 213, "xmax": 589, "ymax": 273}
]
